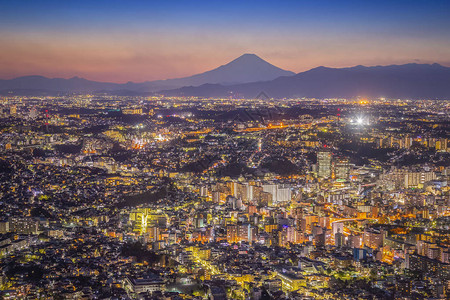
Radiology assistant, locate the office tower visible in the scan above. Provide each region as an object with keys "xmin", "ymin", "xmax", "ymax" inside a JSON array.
[
  {"xmin": 317, "ymin": 150, "xmax": 332, "ymax": 178},
  {"xmin": 334, "ymin": 157, "xmax": 350, "ymax": 180}
]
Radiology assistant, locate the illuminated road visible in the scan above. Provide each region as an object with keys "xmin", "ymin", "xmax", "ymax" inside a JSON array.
[
  {"xmin": 234, "ymin": 120, "xmax": 332, "ymax": 133},
  {"xmin": 331, "ymin": 217, "xmax": 378, "ymax": 234},
  {"xmin": 324, "ymin": 207, "xmax": 378, "ymax": 234}
]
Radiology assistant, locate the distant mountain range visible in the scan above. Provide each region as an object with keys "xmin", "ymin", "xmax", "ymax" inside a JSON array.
[
  {"xmin": 1, "ymin": 54, "xmax": 450, "ymax": 99},
  {"xmin": 0, "ymin": 54, "xmax": 294, "ymax": 94},
  {"xmin": 164, "ymin": 63, "xmax": 450, "ymax": 99},
  {"xmin": 144, "ymin": 53, "xmax": 295, "ymax": 89}
]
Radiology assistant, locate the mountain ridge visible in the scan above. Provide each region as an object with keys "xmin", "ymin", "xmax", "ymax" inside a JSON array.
[
  {"xmin": 1, "ymin": 59, "xmax": 450, "ymax": 99},
  {"xmin": 0, "ymin": 54, "xmax": 294, "ymax": 93},
  {"xmin": 163, "ymin": 63, "xmax": 450, "ymax": 99}
]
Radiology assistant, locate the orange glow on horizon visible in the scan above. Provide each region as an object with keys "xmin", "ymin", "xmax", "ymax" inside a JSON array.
[{"xmin": 1, "ymin": 30, "xmax": 450, "ymax": 83}]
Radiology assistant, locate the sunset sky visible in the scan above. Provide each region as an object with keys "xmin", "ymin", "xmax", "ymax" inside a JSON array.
[{"xmin": 1, "ymin": 0, "xmax": 450, "ymax": 83}]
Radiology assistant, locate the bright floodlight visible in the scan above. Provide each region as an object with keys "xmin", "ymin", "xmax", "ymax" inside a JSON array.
[{"xmin": 357, "ymin": 117, "xmax": 364, "ymax": 125}]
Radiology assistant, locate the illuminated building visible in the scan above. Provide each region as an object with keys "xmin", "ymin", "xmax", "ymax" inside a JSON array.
[
  {"xmin": 353, "ymin": 248, "xmax": 367, "ymax": 261},
  {"xmin": 262, "ymin": 184, "xmax": 292, "ymax": 205},
  {"xmin": 227, "ymin": 223, "xmax": 254, "ymax": 243},
  {"xmin": 0, "ymin": 221, "xmax": 9, "ymax": 234},
  {"xmin": 9, "ymin": 218, "xmax": 39, "ymax": 234},
  {"xmin": 123, "ymin": 274, "xmax": 165, "ymax": 295},
  {"xmin": 335, "ymin": 232, "xmax": 345, "ymax": 247},
  {"xmin": 122, "ymin": 107, "xmax": 143, "ymax": 115},
  {"xmin": 332, "ymin": 222, "xmax": 344, "ymax": 236},
  {"xmin": 406, "ymin": 253, "xmax": 450, "ymax": 280},
  {"xmin": 404, "ymin": 171, "xmax": 436, "ymax": 188},
  {"xmin": 276, "ymin": 269, "xmax": 306, "ymax": 291},
  {"xmin": 9, "ymin": 105, "xmax": 17, "ymax": 116},
  {"xmin": 363, "ymin": 229, "xmax": 384, "ymax": 249},
  {"xmin": 435, "ymin": 138, "xmax": 448, "ymax": 151},
  {"xmin": 334, "ymin": 157, "xmax": 350, "ymax": 180},
  {"xmin": 129, "ymin": 209, "xmax": 167, "ymax": 235},
  {"xmin": 317, "ymin": 150, "xmax": 332, "ymax": 178}
]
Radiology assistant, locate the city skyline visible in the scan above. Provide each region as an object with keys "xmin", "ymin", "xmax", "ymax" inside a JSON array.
[
  {"xmin": 1, "ymin": 0, "xmax": 450, "ymax": 82},
  {"xmin": 0, "ymin": 1, "xmax": 449, "ymax": 299}
]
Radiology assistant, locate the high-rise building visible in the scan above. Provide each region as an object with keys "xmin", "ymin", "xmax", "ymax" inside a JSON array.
[
  {"xmin": 363, "ymin": 229, "xmax": 383, "ymax": 249},
  {"xmin": 317, "ymin": 150, "xmax": 332, "ymax": 178},
  {"xmin": 332, "ymin": 222, "xmax": 344, "ymax": 236},
  {"xmin": 435, "ymin": 138, "xmax": 448, "ymax": 151},
  {"xmin": 334, "ymin": 158, "xmax": 350, "ymax": 180},
  {"xmin": 9, "ymin": 105, "xmax": 17, "ymax": 116},
  {"xmin": 262, "ymin": 184, "xmax": 291, "ymax": 205},
  {"xmin": 227, "ymin": 223, "xmax": 253, "ymax": 243},
  {"xmin": 404, "ymin": 171, "xmax": 436, "ymax": 188},
  {"xmin": 335, "ymin": 232, "xmax": 345, "ymax": 247}
]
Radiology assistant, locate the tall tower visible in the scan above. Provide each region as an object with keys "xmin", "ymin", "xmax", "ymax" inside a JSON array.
[
  {"xmin": 317, "ymin": 150, "xmax": 332, "ymax": 178},
  {"xmin": 45, "ymin": 109, "xmax": 49, "ymax": 132}
]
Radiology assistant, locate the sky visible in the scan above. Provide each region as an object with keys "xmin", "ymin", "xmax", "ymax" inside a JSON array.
[{"xmin": 1, "ymin": 0, "xmax": 450, "ymax": 83}]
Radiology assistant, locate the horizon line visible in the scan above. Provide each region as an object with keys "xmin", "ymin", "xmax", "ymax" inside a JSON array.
[{"xmin": 0, "ymin": 59, "xmax": 447, "ymax": 84}]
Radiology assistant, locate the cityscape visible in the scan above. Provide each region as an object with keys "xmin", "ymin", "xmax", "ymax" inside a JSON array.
[
  {"xmin": 1, "ymin": 1, "xmax": 450, "ymax": 300},
  {"xmin": 0, "ymin": 96, "xmax": 448, "ymax": 299}
]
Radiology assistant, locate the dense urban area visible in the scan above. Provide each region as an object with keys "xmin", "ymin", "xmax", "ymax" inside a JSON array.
[{"xmin": 0, "ymin": 95, "xmax": 449, "ymax": 299}]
